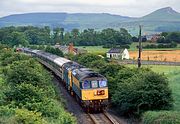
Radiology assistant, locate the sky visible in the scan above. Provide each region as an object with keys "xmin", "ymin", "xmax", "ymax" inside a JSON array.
[{"xmin": 0, "ymin": 0, "xmax": 180, "ymax": 17}]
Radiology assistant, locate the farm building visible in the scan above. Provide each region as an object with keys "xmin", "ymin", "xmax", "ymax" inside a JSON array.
[
  {"xmin": 106, "ymin": 48, "xmax": 130, "ymax": 60},
  {"xmin": 55, "ymin": 43, "xmax": 87, "ymax": 55},
  {"xmin": 145, "ymin": 34, "xmax": 161, "ymax": 42}
]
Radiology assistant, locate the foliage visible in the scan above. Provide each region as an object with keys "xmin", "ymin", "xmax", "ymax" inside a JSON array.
[
  {"xmin": 4, "ymin": 83, "xmax": 47, "ymax": 107},
  {"xmin": 15, "ymin": 108, "xmax": 47, "ymax": 124},
  {"xmin": 45, "ymin": 46, "xmax": 64, "ymax": 57},
  {"xmin": 69, "ymin": 52, "xmax": 174, "ymax": 118},
  {"xmin": 5, "ymin": 59, "xmax": 53, "ymax": 90},
  {"xmin": 0, "ymin": 26, "xmax": 132, "ymax": 47},
  {"xmin": 99, "ymin": 63, "xmax": 125, "ymax": 78},
  {"xmin": 73, "ymin": 54, "xmax": 102, "ymax": 67},
  {"xmin": 142, "ymin": 42, "xmax": 177, "ymax": 49},
  {"xmin": 0, "ymin": 49, "xmax": 76, "ymax": 124},
  {"xmin": 157, "ymin": 31, "xmax": 180, "ymax": 44},
  {"xmin": 142, "ymin": 111, "xmax": 180, "ymax": 124},
  {"xmin": 0, "ymin": 106, "xmax": 15, "ymax": 117},
  {"xmin": 1, "ymin": 52, "xmax": 30, "ymax": 66},
  {"xmin": 132, "ymin": 36, "xmax": 139, "ymax": 42},
  {"xmin": 112, "ymin": 69, "xmax": 173, "ymax": 116}
]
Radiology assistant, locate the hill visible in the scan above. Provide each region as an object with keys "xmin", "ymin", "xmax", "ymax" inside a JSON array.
[
  {"xmin": 140, "ymin": 7, "xmax": 180, "ymax": 21},
  {"xmin": 0, "ymin": 12, "xmax": 132, "ymax": 30},
  {"xmin": 111, "ymin": 7, "xmax": 180, "ymax": 34},
  {"xmin": 0, "ymin": 7, "xmax": 180, "ymax": 34}
]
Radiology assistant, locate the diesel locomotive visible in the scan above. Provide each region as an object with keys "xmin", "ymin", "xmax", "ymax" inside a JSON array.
[{"xmin": 22, "ymin": 48, "xmax": 108, "ymax": 112}]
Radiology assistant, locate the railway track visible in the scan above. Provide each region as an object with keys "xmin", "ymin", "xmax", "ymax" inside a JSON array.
[{"xmin": 89, "ymin": 111, "xmax": 120, "ymax": 124}]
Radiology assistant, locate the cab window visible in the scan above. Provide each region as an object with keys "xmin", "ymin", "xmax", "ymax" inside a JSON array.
[
  {"xmin": 91, "ymin": 81, "xmax": 98, "ymax": 88},
  {"xmin": 99, "ymin": 80, "xmax": 107, "ymax": 87},
  {"xmin": 82, "ymin": 80, "xmax": 90, "ymax": 89}
]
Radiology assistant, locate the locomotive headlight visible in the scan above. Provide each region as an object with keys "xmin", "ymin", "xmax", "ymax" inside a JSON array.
[{"xmin": 94, "ymin": 91, "xmax": 97, "ymax": 96}]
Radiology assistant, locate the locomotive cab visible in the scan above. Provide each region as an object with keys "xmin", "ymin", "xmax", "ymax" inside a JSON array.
[{"xmin": 72, "ymin": 68, "xmax": 108, "ymax": 112}]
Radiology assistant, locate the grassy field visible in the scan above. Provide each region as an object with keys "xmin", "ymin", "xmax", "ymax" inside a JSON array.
[
  {"xmin": 128, "ymin": 65, "xmax": 180, "ymax": 111},
  {"xmin": 76, "ymin": 44, "xmax": 180, "ymax": 62},
  {"xmin": 76, "ymin": 43, "xmax": 180, "ymax": 54},
  {"xmin": 76, "ymin": 46, "xmax": 109, "ymax": 55},
  {"xmin": 150, "ymin": 65, "xmax": 180, "ymax": 111}
]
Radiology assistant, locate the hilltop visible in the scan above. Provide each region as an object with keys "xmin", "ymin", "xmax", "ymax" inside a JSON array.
[{"xmin": 0, "ymin": 7, "xmax": 180, "ymax": 34}]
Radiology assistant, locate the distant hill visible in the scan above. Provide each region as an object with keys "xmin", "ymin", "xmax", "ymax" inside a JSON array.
[
  {"xmin": 109, "ymin": 7, "xmax": 180, "ymax": 34},
  {"xmin": 140, "ymin": 7, "xmax": 180, "ymax": 21},
  {"xmin": 0, "ymin": 7, "xmax": 180, "ymax": 34},
  {"xmin": 0, "ymin": 12, "xmax": 132, "ymax": 30}
]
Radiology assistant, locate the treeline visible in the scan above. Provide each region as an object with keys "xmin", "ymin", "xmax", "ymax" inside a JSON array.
[
  {"xmin": 68, "ymin": 53, "xmax": 177, "ymax": 122},
  {"xmin": 143, "ymin": 42, "xmax": 177, "ymax": 49},
  {"xmin": 157, "ymin": 32, "xmax": 180, "ymax": 44},
  {"xmin": 139, "ymin": 31, "xmax": 180, "ymax": 49},
  {"xmin": 0, "ymin": 45, "xmax": 76, "ymax": 124},
  {"xmin": 0, "ymin": 26, "xmax": 132, "ymax": 47}
]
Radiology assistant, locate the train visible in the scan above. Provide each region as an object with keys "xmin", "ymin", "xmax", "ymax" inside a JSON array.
[{"xmin": 20, "ymin": 48, "xmax": 108, "ymax": 112}]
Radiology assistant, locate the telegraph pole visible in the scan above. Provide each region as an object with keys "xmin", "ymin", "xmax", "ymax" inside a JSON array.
[{"xmin": 138, "ymin": 25, "xmax": 142, "ymax": 68}]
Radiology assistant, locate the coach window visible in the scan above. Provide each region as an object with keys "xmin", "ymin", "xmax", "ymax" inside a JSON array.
[
  {"xmin": 91, "ymin": 81, "xmax": 98, "ymax": 88},
  {"xmin": 82, "ymin": 80, "xmax": 90, "ymax": 89}
]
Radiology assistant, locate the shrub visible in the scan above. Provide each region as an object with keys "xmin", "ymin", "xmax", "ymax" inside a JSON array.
[
  {"xmin": 142, "ymin": 111, "xmax": 180, "ymax": 124},
  {"xmin": 112, "ymin": 69, "xmax": 173, "ymax": 116},
  {"xmin": 0, "ymin": 106, "xmax": 15, "ymax": 117},
  {"xmin": 15, "ymin": 108, "xmax": 47, "ymax": 124},
  {"xmin": 1, "ymin": 53, "xmax": 30, "ymax": 66},
  {"xmin": 74, "ymin": 54, "xmax": 102, "ymax": 67},
  {"xmin": 5, "ymin": 59, "xmax": 54, "ymax": 95},
  {"xmin": 4, "ymin": 83, "xmax": 46, "ymax": 106},
  {"xmin": 0, "ymin": 50, "xmax": 76, "ymax": 124}
]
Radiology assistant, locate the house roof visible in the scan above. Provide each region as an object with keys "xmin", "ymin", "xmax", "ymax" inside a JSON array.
[{"xmin": 107, "ymin": 48, "xmax": 123, "ymax": 53}]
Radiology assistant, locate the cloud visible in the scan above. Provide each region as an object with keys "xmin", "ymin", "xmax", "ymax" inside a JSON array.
[{"xmin": 0, "ymin": 0, "xmax": 180, "ymax": 17}]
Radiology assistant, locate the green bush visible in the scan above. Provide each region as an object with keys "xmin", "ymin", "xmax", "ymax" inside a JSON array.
[
  {"xmin": 74, "ymin": 54, "xmax": 102, "ymax": 67},
  {"xmin": 4, "ymin": 83, "xmax": 46, "ymax": 106},
  {"xmin": 142, "ymin": 111, "xmax": 180, "ymax": 124},
  {"xmin": 5, "ymin": 59, "xmax": 55, "ymax": 95},
  {"xmin": 111, "ymin": 69, "xmax": 173, "ymax": 116},
  {"xmin": 0, "ymin": 106, "xmax": 15, "ymax": 117},
  {"xmin": 15, "ymin": 108, "xmax": 47, "ymax": 124},
  {"xmin": 0, "ymin": 49, "xmax": 76, "ymax": 123},
  {"xmin": 99, "ymin": 64, "xmax": 125, "ymax": 96},
  {"xmin": 1, "ymin": 53, "xmax": 30, "ymax": 66}
]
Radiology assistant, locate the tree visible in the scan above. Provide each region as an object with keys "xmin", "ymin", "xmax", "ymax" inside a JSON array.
[
  {"xmin": 112, "ymin": 69, "xmax": 173, "ymax": 116},
  {"xmin": 71, "ymin": 28, "xmax": 79, "ymax": 39},
  {"xmin": 45, "ymin": 46, "xmax": 64, "ymax": 57},
  {"xmin": 53, "ymin": 28, "xmax": 61, "ymax": 44},
  {"xmin": 74, "ymin": 54, "xmax": 101, "ymax": 67},
  {"xmin": 166, "ymin": 32, "xmax": 180, "ymax": 43},
  {"xmin": 132, "ymin": 36, "xmax": 139, "ymax": 42},
  {"xmin": 5, "ymin": 59, "xmax": 54, "ymax": 93},
  {"xmin": 60, "ymin": 27, "xmax": 64, "ymax": 40}
]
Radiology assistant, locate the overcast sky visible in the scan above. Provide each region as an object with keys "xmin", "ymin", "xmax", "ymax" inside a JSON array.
[{"xmin": 0, "ymin": 0, "xmax": 180, "ymax": 17}]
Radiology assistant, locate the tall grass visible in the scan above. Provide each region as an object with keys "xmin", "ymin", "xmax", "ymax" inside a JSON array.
[{"xmin": 167, "ymin": 70, "xmax": 180, "ymax": 111}]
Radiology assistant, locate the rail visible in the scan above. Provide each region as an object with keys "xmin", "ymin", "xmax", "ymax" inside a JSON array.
[
  {"xmin": 89, "ymin": 112, "xmax": 120, "ymax": 124},
  {"xmin": 116, "ymin": 60, "xmax": 180, "ymax": 66}
]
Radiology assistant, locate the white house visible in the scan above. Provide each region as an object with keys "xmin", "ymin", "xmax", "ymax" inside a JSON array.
[{"xmin": 106, "ymin": 48, "xmax": 130, "ymax": 60}]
